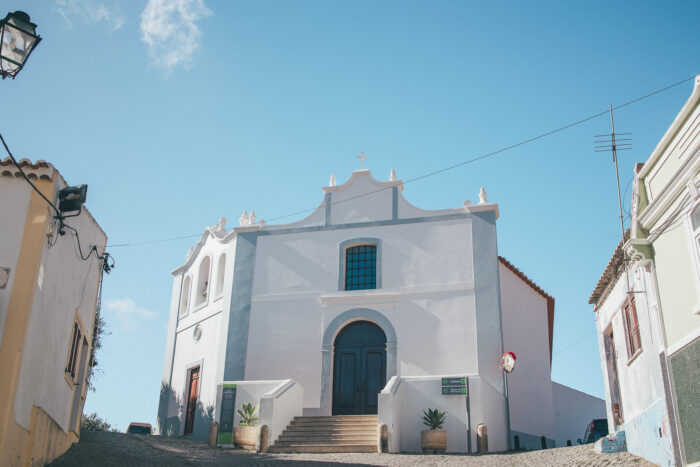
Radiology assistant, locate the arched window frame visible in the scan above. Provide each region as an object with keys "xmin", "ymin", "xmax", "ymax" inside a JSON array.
[
  {"xmin": 179, "ymin": 275, "xmax": 192, "ymax": 318},
  {"xmin": 194, "ymin": 255, "xmax": 212, "ymax": 310},
  {"xmin": 338, "ymin": 238, "xmax": 382, "ymax": 291},
  {"xmin": 215, "ymin": 253, "xmax": 226, "ymax": 299}
]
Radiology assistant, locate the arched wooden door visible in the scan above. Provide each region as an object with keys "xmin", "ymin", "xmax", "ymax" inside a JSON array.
[{"xmin": 332, "ymin": 321, "xmax": 387, "ymax": 415}]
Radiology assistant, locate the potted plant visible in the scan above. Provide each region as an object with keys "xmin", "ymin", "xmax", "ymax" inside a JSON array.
[
  {"xmin": 421, "ymin": 408, "xmax": 447, "ymax": 453},
  {"xmin": 233, "ymin": 403, "xmax": 259, "ymax": 450}
]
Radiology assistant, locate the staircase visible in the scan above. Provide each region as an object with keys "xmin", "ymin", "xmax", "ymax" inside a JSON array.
[{"xmin": 268, "ymin": 415, "xmax": 378, "ymax": 453}]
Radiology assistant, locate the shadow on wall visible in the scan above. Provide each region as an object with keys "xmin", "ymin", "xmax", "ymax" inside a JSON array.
[{"xmin": 158, "ymin": 383, "xmax": 214, "ymax": 441}]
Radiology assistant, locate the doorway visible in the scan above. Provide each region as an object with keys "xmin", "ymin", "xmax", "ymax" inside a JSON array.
[
  {"xmin": 184, "ymin": 366, "xmax": 200, "ymax": 435},
  {"xmin": 332, "ymin": 321, "xmax": 387, "ymax": 415},
  {"xmin": 603, "ymin": 329, "xmax": 624, "ymax": 426}
]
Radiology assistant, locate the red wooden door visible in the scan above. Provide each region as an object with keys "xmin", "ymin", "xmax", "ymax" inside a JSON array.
[{"xmin": 184, "ymin": 366, "xmax": 200, "ymax": 435}]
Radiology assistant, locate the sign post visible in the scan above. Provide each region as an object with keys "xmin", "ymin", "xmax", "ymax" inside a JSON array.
[
  {"xmin": 502, "ymin": 352, "xmax": 517, "ymax": 451},
  {"xmin": 440, "ymin": 376, "xmax": 471, "ymax": 453}
]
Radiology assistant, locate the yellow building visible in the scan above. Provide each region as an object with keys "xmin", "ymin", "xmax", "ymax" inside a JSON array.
[{"xmin": 0, "ymin": 157, "xmax": 107, "ymax": 466}]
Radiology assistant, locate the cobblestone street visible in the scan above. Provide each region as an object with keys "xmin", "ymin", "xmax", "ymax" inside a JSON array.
[{"xmin": 50, "ymin": 432, "xmax": 655, "ymax": 466}]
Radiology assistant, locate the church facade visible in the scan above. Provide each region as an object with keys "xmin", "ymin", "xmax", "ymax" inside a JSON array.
[{"xmin": 158, "ymin": 168, "xmax": 603, "ymax": 452}]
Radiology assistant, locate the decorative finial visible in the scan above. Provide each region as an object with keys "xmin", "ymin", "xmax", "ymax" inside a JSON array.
[
  {"xmin": 463, "ymin": 200, "xmax": 472, "ymax": 208},
  {"xmin": 329, "ymin": 174, "xmax": 337, "ymax": 187},
  {"xmin": 479, "ymin": 187, "xmax": 488, "ymax": 204},
  {"xmin": 239, "ymin": 210, "xmax": 250, "ymax": 226},
  {"xmin": 389, "ymin": 168, "xmax": 396, "ymax": 181},
  {"xmin": 258, "ymin": 219, "xmax": 266, "ymax": 226},
  {"xmin": 357, "ymin": 152, "xmax": 368, "ymax": 170},
  {"xmin": 249, "ymin": 210, "xmax": 256, "ymax": 225},
  {"xmin": 210, "ymin": 217, "xmax": 227, "ymax": 238}
]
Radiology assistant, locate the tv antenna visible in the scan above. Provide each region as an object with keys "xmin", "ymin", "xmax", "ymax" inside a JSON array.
[{"xmin": 595, "ymin": 104, "xmax": 632, "ymax": 291}]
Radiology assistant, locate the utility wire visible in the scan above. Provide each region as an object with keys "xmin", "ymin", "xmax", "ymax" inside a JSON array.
[
  {"xmin": 107, "ymin": 233, "xmax": 203, "ymax": 248},
  {"xmin": 553, "ymin": 329, "xmax": 597, "ymax": 357},
  {"xmin": 0, "ymin": 133, "xmax": 60, "ymax": 216},
  {"xmin": 105, "ymin": 75, "xmax": 696, "ymax": 248}
]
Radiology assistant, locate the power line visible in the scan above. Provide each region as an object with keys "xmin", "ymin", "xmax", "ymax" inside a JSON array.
[
  {"xmin": 0, "ymin": 133, "xmax": 60, "ymax": 216},
  {"xmin": 107, "ymin": 233, "xmax": 203, "ymax": 248},
  {"xmin": 553, "ymin": 329, "xmax": 597, "ymax": 357},
  {"xmin": 106, "ymin": 75, "xmax": 696, "ymax": 248}
]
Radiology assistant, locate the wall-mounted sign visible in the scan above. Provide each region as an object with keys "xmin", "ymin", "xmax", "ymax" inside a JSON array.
[
  {"xmin": 442, "ymin": 386, "xmax": 467, "ymax": 395},
  {"xmin": 441, "ymin": 377, "xmax": 466, "ymax": 386},
  {"xmin": 441, "ymin": 376, "xmax": 467, "ymax": 395},
  {"xmin": 502, "ymin": 352, "xmax": 517, "ymax": 373},
  {"xmin": 0, "ymin": 267, "xmax": 10, "ymax": 289},
  {"xmin": 217, "ymin": 384, "xmax": 237, "ymax": 444}
]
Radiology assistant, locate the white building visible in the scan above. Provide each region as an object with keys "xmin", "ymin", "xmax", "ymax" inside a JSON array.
[
  {"xmin": 158, "ymin": 168, "xmax": 604, "ymax": 452},
  {"xmin": 588, "ymin": 76, "xmax": 700, "ymax": 466},
  {"xmin": 0, "ymin": 158, "xmax": 107, "ymax": 465}
]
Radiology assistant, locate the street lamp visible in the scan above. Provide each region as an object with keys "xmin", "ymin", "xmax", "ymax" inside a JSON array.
[{"xmin": 0, "ymin": 11, "xmax": 41, "ymax": 79}]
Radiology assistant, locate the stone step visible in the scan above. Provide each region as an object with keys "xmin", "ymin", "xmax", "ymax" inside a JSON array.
[
  {"xmin": 278, "ymin": 434, "xmax": 377, "ymax": 442},
  {"xmin": 294, "ymin": 416, "xmax": 377, "ymax": 422},
  {"xmin": 274, "ymin": 438, "xmax": 377, "ymax": 446},
  {"xmin": 290, "ymin": 421, "xmax": 377, "ymax": 428},
  {"xmin": 267, "ymin": 444, "xmax": 377, "ymax": 453},
  {"xmin": 271, "ymin": 415, "xmax": 378, "ymax": 454},
  {"xmin": 282, "ymin": 425, "xmax": 376, "ymax": 433}
]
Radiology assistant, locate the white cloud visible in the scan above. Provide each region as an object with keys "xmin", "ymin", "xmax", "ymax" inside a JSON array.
[
  {"xmin": 54, "ymin": 0, "xmax": 126, "ymax": 31},
  {"xmin": 140, "ymin": 0, "xmax": 212, "ymax": 72},
  {"xmin": 104, "ymin": 297, "xmax": 157, "ymax": 331}
]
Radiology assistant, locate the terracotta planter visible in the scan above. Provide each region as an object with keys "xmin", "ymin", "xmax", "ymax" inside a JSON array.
[
  {"xmin": 421, "ymin": 429, "xmax": 447, "ymax": 454},
  {"xmin": 233, "ymin": 426, "xmax": 258, "ymax": 450}
]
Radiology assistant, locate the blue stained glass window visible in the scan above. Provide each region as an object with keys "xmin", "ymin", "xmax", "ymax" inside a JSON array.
[{"xmin": 345, "ymin": 245, "xmax": 377, "ymax": 290}]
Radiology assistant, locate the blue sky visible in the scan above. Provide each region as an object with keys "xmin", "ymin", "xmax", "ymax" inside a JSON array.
[{"xmin": 3, "ymin": 0, "xmax": 699, "ymax": 431}]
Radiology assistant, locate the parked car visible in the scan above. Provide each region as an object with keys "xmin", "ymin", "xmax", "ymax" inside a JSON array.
[
  {"xmin": 126, "ymin": 422, "xmax": 153, "ymax": 435},
  {"xmin": 578, "ymin": 419, "xmax": 608, "ymax": 444}
]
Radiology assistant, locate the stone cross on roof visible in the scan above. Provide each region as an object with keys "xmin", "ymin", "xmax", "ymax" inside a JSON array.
[{"xmin": 357, "ymin": 152, "xmax": 367, "ymax": 170}]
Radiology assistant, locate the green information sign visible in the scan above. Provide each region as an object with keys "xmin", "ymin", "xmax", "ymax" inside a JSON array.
[
  {"xmin": 441, "ymin": 377, "xmax": 466, "ymax": 387},
  {"xmin": 217, "ymin": 384, "xmax": 237, "ymax": 445},
  {"xmin": 442, "ymin": 386, "xmax": 467, "ymax": 395}
]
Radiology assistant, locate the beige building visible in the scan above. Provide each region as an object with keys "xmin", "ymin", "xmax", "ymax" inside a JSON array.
[{"xmin": 0, "ymin": 157, "xmax": 107, "ymax": 466}]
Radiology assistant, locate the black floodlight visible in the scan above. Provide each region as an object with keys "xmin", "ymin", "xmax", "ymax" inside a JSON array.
[
  {"xmin": 58, "ymin": 184, "xmax": 88, "ymax": 217},
  {"xmin": 0, "ymin": 11, "xmax": 41, "ymax": 80}
]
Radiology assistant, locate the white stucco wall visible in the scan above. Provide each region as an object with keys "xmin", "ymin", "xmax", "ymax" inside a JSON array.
[
  {"xmin": 163, "ymin": 170, "xmax": 507, "ymax": 442},
  {"xmin": 378, "ymin": 375, "xmax": 507, "ymax": 453},
  {"xmin": 329, "ymin": 172, "xmax": 394, "ymax": 224},
  {"xmin": 245, "ymin": 219, "xmax": 479, "ymax": 412},
  {"xmin": 168, "ymin": 311, "xmax": 223, "ymax": 437},
  {"xmin": 0, "ymin": 177, "xmax": 32, "ymax": 346},
  {"xmin": 595, "ymin": 264, "xmax": 667, "ymax": 425},
  {"xmin": 162, "ymin": 232, "xmax": 237, "ymax": 439},
  {"xmin": 594, "ymin": 262, "xmax": 675, "ymax": 464},
  {"xmin": 499, "ymin": 262, "xmax": 555, "ymax": 445},
  {"xmin": 12, "ymin": 175, "xmax": 107, "ymax": 432},
  {"xmin": 551, "ymin": 382, "xmax": 605, "ymax": 447}
]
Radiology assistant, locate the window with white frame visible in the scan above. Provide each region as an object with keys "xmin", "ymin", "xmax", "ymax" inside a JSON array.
[
  {"xmin": 65, "ymin": 319, "xmax": 83, "ymax": 381},
  {"xmin": 215, "ymin": 253, "xmax": 226, "ymax": 296},
  {"xmin": 345, "ymin": 244, "xmax": 377, "ymax": 290},
  {"xmin": 622, "ymin": 296, "xmax": 642, "ymax": 361}
]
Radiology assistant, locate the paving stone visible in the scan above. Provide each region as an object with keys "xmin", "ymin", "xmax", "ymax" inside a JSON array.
[{"xmin": 50, "ymin": 431, "xmax": 656, "ymax": 466}]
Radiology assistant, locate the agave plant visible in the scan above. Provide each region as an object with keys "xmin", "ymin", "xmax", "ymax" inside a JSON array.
[
  {"xmin": 422, "ymin": 408, "xmax": 446, "ymax": 430},
  {"xmin": 237, "ymin": 402, "xmax": 259, "ymax": 426}
]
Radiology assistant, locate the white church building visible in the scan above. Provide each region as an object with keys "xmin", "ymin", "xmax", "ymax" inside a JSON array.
[{"xmin": 158, "ymin": 168, "xmax": 604, "ymax": 453}]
